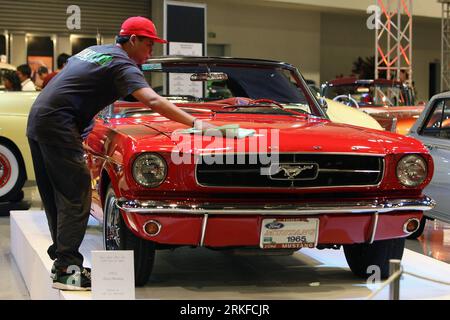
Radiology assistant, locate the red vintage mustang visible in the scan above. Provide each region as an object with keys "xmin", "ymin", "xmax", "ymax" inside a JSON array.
[
  {"xmin": 84, "ymin": 57, "xmax": 435, "ymax": 285},
  {"xmin": 321, "ymin": 78, "xmax": 424, "ymax": 135}
]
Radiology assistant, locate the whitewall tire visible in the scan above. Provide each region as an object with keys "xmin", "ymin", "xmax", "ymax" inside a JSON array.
[{"xmin": 0, "ymin": 143, "xmax": 26, "ymax": 202}]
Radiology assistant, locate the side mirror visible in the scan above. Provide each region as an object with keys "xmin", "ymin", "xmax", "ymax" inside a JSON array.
[{"xmin": 319, "ymin": 97, "xmax": 328, "ymax": 113}]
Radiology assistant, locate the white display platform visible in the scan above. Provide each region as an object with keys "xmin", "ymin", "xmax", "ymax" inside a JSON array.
[{"xmin": 10, "ymin": 210, "xmax": 450, "ymax": 300}]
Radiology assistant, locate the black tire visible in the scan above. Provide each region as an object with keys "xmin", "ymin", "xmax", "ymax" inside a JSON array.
[
  {"xmin": 103, "ymin": 185, "xmax": 156, "ymax": 286},
  {"xmin": 343, "ymin": 238, "xmax": 405, "ymax": 279},
  {"xmin": 406, "ymin": 217, "xmax": 427, "ymax": 240},
  {"xmin": 8, "ymin": 190, "xmax": 24, "ymax": 203},
  {"xmin": 0, "ymin": 142, "xmax": 26, "ymax": 203}
]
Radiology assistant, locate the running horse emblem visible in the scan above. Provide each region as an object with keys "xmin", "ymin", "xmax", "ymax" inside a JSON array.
[{"xmin": 278, "ymin": 164, "xmax": 315, "ymax": 180}]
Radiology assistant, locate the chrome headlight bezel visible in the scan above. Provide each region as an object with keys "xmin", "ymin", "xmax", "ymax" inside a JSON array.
[
  {"xmin": 132, "ymin": 153, "xmax": 167, "ymax": 188},
  {"xmin": 396, "ymin": 154, "xmax": 428, "ymax": 188}
]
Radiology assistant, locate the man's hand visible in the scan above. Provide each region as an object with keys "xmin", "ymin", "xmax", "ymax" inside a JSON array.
[
  {"xmin": 133, "ymin": 87, "xmax": 197, "ymax": 127},
  {"xmin": 193, "ymin": 119, "xmax": 217, "ymax": 131}
]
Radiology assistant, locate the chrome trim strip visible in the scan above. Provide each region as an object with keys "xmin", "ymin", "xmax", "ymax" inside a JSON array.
[
  {"xmin": 314, "ymin": 219, "xmax": 320, "ymax": 247},
  {"xmin": 194, "ymin": 154, "xmax": 385, "ymax": 190},
  {"xmin": 369, "ymin": 213, "xmax": 379, "ymax": 244},
  {"xmin": 115, "ymin": 196, "xmax": 435, "ymax": 215},
  {"xmin": 196, "ymin": 168, "xmax": 382, "ymax": 174},
  {"xmin": 319, "ymin": 169, "xmax": 381, "ymax": 173},
  {"xmin": 200, "ymin": 214, "xmax": 209, "ymax": 247},
  {"xmin": 196, "ymin": 152, "xmax": 387, "ymax": 156}
]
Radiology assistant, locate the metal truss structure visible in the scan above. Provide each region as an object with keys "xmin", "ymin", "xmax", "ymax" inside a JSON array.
[
  {"xmin": 440, "ymin": 0, "xmax": 450, "ymax": 92},
  {"xmin": 375, "ymin": 0, "xmax": 413, "ymax": 86}
]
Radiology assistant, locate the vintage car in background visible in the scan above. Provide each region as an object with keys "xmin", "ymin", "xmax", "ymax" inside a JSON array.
[
  {"xmin": 0, "ymin": 91, "xmax": 38, "ymax": 202},
  {"xmin": 85, "ymin": 56, "xmax": 435, "ymax": 286},
  {"xmin": 408, "ymin": 92, "xmax": 450, "ymax": 238},
  {"xmin": 321, "ymin": 78, "xmax": 424, "ymax": 135},
  {"xmin": 306, "ymin": 82, "xmax": 383, "ymax": 131},
  {"xmin": 0, "ymin": 62, "xmax": 16, "ymax": 90}
]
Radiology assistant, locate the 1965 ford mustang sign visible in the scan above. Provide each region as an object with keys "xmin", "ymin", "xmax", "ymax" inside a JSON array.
[{"xmin": 84, "ymin": 57, "xmax": 435, "ymax": 285}]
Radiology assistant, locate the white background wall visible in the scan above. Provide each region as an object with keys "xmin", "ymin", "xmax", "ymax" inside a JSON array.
[
  {"xmin": 6, "ymin": 0, "xmax": 444, "ymax": 102},
  {"xmin": 320, "ymin": 12, "xmax": 373, "ymax": 84},
  {"xmin": 198, "ymin": 0, "xmax": 442, "ymax": 101},
  {"xmin": 203, "ymin": 0, "xmax": 322, "ymax": 84},
  {"xmin": 320, "ymin": 12, "xmax": 441, "ymax": 101}
]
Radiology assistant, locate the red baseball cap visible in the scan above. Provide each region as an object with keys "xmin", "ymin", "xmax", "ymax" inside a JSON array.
[{"xmin": 119, "ymin": 16, "xmax": 167, "ymax": 43}]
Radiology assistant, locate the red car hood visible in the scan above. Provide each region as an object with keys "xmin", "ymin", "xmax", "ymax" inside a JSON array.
[{"xmin": 119, "ymin": 114, "xmax": 426, "ymax": 155}]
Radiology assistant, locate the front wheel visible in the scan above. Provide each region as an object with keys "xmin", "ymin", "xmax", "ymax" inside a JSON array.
[
  {"xmin": 103, "ymin": 185, "xmax": 156, "ymax": 286},
  {"xmin": 343, "ymin": 238, "xmax": 405, "ymax": 279},
  {"xmin": 0, "ymin": 142, "xmax": 26, "ymax": 202}
]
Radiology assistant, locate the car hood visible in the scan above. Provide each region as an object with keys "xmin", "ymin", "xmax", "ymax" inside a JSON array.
[
  {"xmin": 122, "ymin": 114, "xmax": 425, "ymax": 155},
  {"xmin": 324, "ymin": 98, "xmax": 383, "ymax": 130}
]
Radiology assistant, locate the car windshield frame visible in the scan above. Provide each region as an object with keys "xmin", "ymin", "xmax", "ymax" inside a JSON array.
[{"xmin": 132, "ymin": 58, "xmax": 327, "ymax": 118}]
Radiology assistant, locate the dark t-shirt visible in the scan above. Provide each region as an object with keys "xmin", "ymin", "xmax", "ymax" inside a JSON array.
[{"xmin": 26, "ymin": 44, "xmax": 149, "ymax": 149}]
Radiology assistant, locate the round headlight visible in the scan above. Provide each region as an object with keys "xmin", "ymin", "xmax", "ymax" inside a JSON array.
[
  {"xmin": 132, "ymin": 153, "xmax": 167, "ymax": 187},
  {"xmin": 396, "ymin": 155, "xmax": 427, "ymax": 187}
]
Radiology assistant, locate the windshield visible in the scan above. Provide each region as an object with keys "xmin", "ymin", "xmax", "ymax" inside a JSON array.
[
  {"xmin": 143, "ymin": 63, "xmax": 308, "ymax": 102},
  {"xmin": 323, "ymin": 84, "xmax": 411, "ymax": 107},
  {"xmin": 110, "ymin": 61, "xmax": 323, "ymax": 117}
]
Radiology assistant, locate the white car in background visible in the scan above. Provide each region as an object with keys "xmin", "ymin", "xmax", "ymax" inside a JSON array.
[
  {"xmin": 306, "ymin": 84, "xmax": 383, "ymax": 130},
  {"xmin": 0, "ymin": 62, "xmax": 16, "ymax": 90},
  {"xmin": 409, "ymin": 92, "xmax": 450, "ymax": 237},
  {"xmin": 324, "ymin": 98, "xmax": 383, "ymax": 130}
]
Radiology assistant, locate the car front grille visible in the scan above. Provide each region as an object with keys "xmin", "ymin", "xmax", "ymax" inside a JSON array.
[{"xmin": 196, "ymin": 154, "xmax": 384, "ymax": 188}]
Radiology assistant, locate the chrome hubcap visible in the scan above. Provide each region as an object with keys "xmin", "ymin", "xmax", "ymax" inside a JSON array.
[{"xmin": 0, "ymin": 154, "xmax": 11, "ymax": 188}]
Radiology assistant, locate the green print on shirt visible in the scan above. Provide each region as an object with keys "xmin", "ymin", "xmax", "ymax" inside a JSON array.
[{"xmin": 75, "ymin": 48, "xmax": 113, "ymax": 66}]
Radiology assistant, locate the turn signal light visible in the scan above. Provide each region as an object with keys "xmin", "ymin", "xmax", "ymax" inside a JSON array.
[
  {"xmin": 143, "ymin": 220, "xmax": 162, "ymax": 236},
  {"xmin": 403, "ymin": 218, "xmax": 420, "ymax": 234}
]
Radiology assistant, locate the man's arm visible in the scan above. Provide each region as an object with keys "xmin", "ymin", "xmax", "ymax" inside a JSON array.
[{"xmin": 132, "ymin": 87, "xmax": 214, "ymax": 128}]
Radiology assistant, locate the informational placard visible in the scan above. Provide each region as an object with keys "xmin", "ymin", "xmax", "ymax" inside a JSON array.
[
  {"xmin": 168, "ymin": 42, "xmax": 203, "ymax": 97},
  {"xmin": 91, "ymin": 250, "xmax": 135, "ymax": 300},
  {"xmin": 164, "ymin": 1, "xmax": 206, "ymax": 97},
  {"xmin": 169, "ymin": 41, "xmax": 202, "ymax": 56},
  {"xmin": 169, "ymin": 73, "xmax": 203, "ymax": 98}
]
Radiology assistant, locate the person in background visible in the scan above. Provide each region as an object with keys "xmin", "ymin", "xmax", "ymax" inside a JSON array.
[
  {"xmin": 42, "ymin": 53, "xmax": 70, "ymax": 89},
  {"xmin": 37, "ymin": 66, "xmax": 49, "ymax": 82},
  {"xmin": 16, "ymin": 64, "xmax": 36, "ymax": 91},
  {"xmin": 3, "ymin": 71, "xmax": 22, "ymax": 91},
  {"xmin": 35, "ymin": 66, "xmax": 49, "ymax": 90}
]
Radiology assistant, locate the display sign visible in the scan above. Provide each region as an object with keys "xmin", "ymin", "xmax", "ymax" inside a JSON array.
[
  {"xmin": 169, "ymin": 73, "xmax": 203, "ymax": 97},
  {"xmin": 260, "ymin": 218, "xmax": 319, "ymax": 249},
  {"xmin": 168, "ymin": 42, "xmax": 203, "ymax": 97},
  {"xmin": 169, "ymin": 42, "xmax": 203, "ymax": 56},
  {"xmin": 164, "ymin": 1, "xmax": 206, "ymax": 96},
  {"xmin": 91, "ymin": 250, "xmax": 135, "ymax": 300}
]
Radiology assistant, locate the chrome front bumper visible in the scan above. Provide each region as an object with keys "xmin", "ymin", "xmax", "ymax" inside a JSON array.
[{"xmin": 115, "ymin": 196, "xmax": 435, "ymax": 215}]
